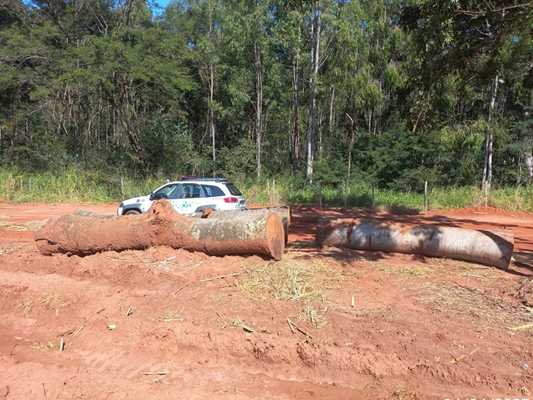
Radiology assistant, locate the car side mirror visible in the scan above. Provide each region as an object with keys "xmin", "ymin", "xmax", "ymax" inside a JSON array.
[{"xmin": 150, "ymin": 193, "xmax": 167, "ymax": 201}]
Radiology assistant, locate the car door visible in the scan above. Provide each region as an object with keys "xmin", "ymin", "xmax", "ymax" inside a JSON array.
[
  {"xmin": 167, "ymin": 183, "xmax": 204, "ymax": 214},
  {"xmin": 201, "ymin": 184, "xmax": 227, "ymax": 210}
]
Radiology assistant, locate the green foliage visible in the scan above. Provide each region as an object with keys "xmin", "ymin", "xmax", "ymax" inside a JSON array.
[
  {"xmin": 312, "ymin": 158, "xmax": 347, "ymax": 187},
  {"xmin": 142, "ymin": 116, "xmax": 198, "ymax": 176},
  {"xmin": 218, "ymin": 138, "xmax": 256, "ymax": 179},
  {"xmin": 357, "ymin": 123, "xmax": 445, "ymax": 191},
  {"xmin": 0, "ymin": 0, "xmax": 532, "ymax": 200},
  {"xmin": 438, "ymin": 121, "xmax": 485, "ymax": 186}
]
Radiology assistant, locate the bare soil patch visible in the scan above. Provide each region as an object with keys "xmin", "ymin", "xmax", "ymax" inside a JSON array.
[{"xmin": 0, "ymin": 203, "xmax": 532, "ymax": 399}]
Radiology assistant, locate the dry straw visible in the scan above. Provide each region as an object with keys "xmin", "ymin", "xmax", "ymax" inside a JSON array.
[{"xmin": 234, "ymin": 255, "xmax": 342, "ymax": 328}]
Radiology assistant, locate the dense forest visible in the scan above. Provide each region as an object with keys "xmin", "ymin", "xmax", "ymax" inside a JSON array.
[{"xmin": 1, "ymin": 0, "xmax": 532, "ymax": 192}]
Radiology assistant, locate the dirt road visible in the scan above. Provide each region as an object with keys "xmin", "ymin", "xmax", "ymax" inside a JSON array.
[{"xmin": 0, "ymin": 203, "xmax": 532, "ymax": 399}]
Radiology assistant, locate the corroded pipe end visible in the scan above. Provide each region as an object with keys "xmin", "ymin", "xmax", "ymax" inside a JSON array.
[{"xmin": 265, "ymin": 213, "xmax": 285, "ymax": 260}]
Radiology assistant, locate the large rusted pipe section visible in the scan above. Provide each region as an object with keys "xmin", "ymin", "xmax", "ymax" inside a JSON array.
[
  {"xmin": 316, "ymin": 217, "xmax": 514, "ymax": 270},
  {"xmin": 35, "ymin": 201, "xmax": 285, "ymax": 260},
  {"xmin": 201, "ymin": 206, "xmax": 291, "ymax": 243}
]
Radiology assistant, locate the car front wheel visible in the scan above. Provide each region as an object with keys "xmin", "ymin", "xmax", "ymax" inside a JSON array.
[{"xmin": 124, "ymin": 209, "xmax": 141, "ymax": 215}]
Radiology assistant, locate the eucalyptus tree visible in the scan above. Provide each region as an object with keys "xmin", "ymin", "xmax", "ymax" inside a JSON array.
[
  {"xmin": 0, "ymin": 0, "xmax": 89, "ymax": 167},
  {"xmin": 303, "ymin": 1, "xmax": 343, "ymax": 184},
  {"xmin": 322, "ymin": 0, "xmax": 407, "ymax": 185},
  {"xmin": 508, "ymin": 107, "xmax": 533, "ymax": 185},
  {"xmin": 0, "ymin": 0, "xmax": 197, "ymax": 172},
  {"xmin": 304, "ymin": 0, "xmax": 321, "ymax": 184},
  {"xmin": 55, "ymin": 0, "xmax": 197, "ymax": 172},
  {"xmin": 269, "ymin": 3, "xmax": 305, "ymax": 175},
  {"xmin": 400, "ymin": 0, "xmax": 533, "ymax": 191},
  {"xmin": 281, "ymin": 0, "xmax": 337, "ymax": 185},
  {"xmin": 218, "ymin": 0, "xmax": 276, "ymax": 178},
  {"xmin": 0, "ymin": 0, "xmax": 34, "ymax": 165},
  {"xmin": 163, "ymin": 0, "xmax": 224, "ymax": 170}
]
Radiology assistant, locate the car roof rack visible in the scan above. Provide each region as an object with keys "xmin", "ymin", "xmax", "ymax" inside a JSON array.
[{"xmin": 180, "ymin": 177, "xmax": 228, "ymax": 183}]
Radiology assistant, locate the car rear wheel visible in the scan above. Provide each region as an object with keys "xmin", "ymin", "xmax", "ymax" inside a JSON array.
[{"xmin": 125, "ymin": 209, "xmax": 141, "ymax": 215}]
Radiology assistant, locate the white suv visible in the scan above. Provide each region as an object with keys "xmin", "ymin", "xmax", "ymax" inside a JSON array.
[{"xmin": 117, "ymin": 177, "xmax": 247, "ymax": 216}]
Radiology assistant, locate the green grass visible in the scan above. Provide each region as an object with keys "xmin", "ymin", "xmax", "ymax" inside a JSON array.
[
  {"xmin": 0, "ymin": 168, "xmax": 163, "ymax": 204},
  {"xmin": 2, "ymin": 167, "xmax": 533, "ymax": 213}
]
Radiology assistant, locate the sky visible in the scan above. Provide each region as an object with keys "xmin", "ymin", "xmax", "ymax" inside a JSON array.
[
  {"xmin": 22, "ymin": 0, "xmax": 174, "ymax": 13},
  {"xmin": 152, "ymin": 0, "xmax": 172, "ymax": 13}
]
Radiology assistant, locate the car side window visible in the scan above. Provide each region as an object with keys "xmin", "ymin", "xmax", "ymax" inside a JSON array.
[
  {"xmin": 167, "ymin": 184, "xmax": 182, "ymax": 199},
  {"xmin": 155, "ymin": 184, "xmax": 179, "ymax": 199},
  {"xmin": 202, "ymin": 184, "xmax": 225, "ymax": 197},
  {"xmin": 180, "ymin": 185, "xmax": 194, "ymax": 198},
  {"xmin": 226, "ymin": 183, "xmax": 243, "ymax": 196},
  {"xmin": 191, "ymin": 185, "xmax": 202, "ymax": 198},
  {"xmin": 179, "ymin": 184, "xmax": 204, "ymax": 198}
]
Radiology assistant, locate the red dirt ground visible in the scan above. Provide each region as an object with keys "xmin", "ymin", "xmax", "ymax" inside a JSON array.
[{"xmin": 0, "ymin": 203, "xmax": 532, "ymax": 400}]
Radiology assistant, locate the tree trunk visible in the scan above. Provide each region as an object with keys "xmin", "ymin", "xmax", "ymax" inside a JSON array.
[
  {"xmin": 209, "ymin": 61, "xmax": 216, "ymax": 163},
  {"xmin": 315, "ymin": 217, "xmax": 514, "ymax": 270},
  {"xmin": 35, "ymin": 201, "xmax": 285, "ymax": 260},
  {"xmin": 483, "ymin": 75, "xmax": 499, "ymax": 205},
  {"xmin": 328, "ymin": 84, "xmax": 335, "ymax": 155},
  {"xmin": 306, "ymin": 6, "xmax": 321, "ymax": 185},
  {"xmin": 291, "ymin": 55, "xmax": 301, "ymax": 174},
  {"xmin": 254, "ymin": 41, "xmax": 263, "ymax": 179},
  {"xmin": 207, "ymin": 0, "xmax": 216, "ymax": 163},
  {"xmin": 525, "ymin": 153, "xmax": 533, "ymax": 186},
  {"xmin": 345, "ymin": 112, "xmax": 356, "ymax": 184}
]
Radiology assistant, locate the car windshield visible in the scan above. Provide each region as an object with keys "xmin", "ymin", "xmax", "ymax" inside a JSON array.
[{"xmin": 226, "ymin": 184, "xmax": 243, "ymax": 196}]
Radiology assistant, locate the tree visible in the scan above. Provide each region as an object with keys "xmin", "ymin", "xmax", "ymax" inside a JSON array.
[
  {"xmin": 400, "ymin": 0, "xmax": 533, "ymax": 193},
  {"xmin": 269, "ymin": 3, "xmax": 305, "ymax": 175}
]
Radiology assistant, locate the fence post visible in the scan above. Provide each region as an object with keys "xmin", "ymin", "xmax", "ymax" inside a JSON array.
[
  {"xmin": 344, "ymin": 182, "xmax": 347, "ymax": 208},
  {"xmin": 424, "ymin": 181, "xmax": 428, "ymax": 210}
]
